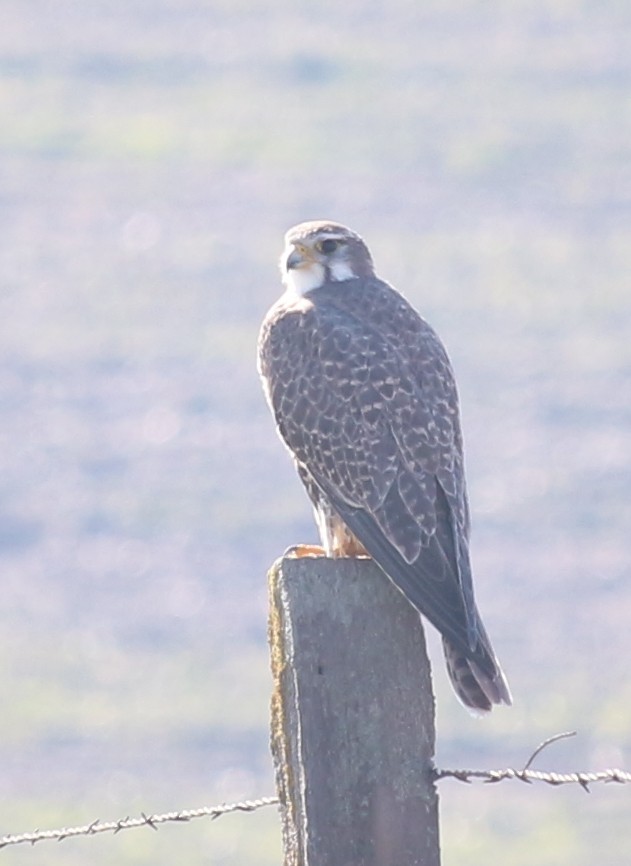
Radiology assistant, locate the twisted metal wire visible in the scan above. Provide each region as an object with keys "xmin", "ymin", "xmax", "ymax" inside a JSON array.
[
  {"xmin": 0, "ymin": 797, "xmax": 279, "ymax": 850},
  {"xmin": 433, "ymin": 765, "xmax": 631, "ymax": 791},
  {"xmin": 1, "ymin": 733, "xmax": 629, "ymax": 850},
  {"xmin": 434, "ymin": 732, "xmax": 631, "ymax": 792}
]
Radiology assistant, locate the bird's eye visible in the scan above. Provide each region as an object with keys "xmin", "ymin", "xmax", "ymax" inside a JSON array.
[{"xmin": 318, "ymin": 238, "xmax": 339, "ymax": 255}]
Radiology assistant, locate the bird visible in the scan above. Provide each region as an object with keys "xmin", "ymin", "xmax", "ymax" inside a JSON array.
[{"xmin": 257, "ymin": 220, "xmax": 511, "ymax": 713}]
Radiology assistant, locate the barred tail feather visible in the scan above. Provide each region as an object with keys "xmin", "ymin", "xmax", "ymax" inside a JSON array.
[{"xmin": 442, "ymin": 637, "xmax": 512, "ymax": 715}]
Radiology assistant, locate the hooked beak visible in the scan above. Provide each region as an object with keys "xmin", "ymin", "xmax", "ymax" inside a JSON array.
[{"xmin": 285, "ymin": 244, "xmax": 312, "ymax": 271}]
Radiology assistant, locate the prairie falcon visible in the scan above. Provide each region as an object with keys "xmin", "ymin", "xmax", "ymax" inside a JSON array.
[{"xmin": 257, "ymin": 220, "xmax": 511, "ymax": 713}]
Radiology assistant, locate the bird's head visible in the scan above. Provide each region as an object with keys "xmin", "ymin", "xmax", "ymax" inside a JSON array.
[{"xmin": 280, "ymin": 221, "xmax": 375, "ymax": 296}]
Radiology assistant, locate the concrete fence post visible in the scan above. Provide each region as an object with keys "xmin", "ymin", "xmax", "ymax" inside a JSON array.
[{"xmin": 268, "ymin": 555, "xmax": 440, "ymax": 866}]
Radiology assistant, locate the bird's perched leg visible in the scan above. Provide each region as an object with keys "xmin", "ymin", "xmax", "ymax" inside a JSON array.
[{"xmin": 284, "ymin": 543, "xmax": 327, "ymax": 558}]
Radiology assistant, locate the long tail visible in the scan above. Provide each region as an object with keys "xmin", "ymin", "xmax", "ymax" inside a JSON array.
[{"xmin": 442, "ymin": 636, "xmax": 512, "ymax": 715}]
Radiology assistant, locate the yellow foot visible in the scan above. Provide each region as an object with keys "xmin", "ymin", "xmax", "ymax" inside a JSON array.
[{"xmin": 284, "ymin": 543, "xmax": 327, "ymax": 559}]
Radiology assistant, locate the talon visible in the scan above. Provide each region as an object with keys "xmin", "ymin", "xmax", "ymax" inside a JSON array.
[{"xmin": 284, "ymin": 543, "xmax": 327, "ymax": 559}]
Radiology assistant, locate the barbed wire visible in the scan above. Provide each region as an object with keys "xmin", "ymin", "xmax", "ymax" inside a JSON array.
[
  {"xmin": 1, "ymin": 733, "xmax": 629, "ymax": 851},
  {"xmin": 435, "ymin": 731, "xmax": 631, "ymax": 791},
  {"xmin": 433, "ymin": 765, "xmax": 631, "ymax": 790},
  {"xmin": 0, "ymin": 797, "xmax": 279, "ymax": 851}
]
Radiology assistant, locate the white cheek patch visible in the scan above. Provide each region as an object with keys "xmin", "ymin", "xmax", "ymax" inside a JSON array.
[
  {"xmin": 283, "ymin": 262, "xmax": 326, "ymax": 296},
  {"xmin": 329, "ymin": 259, "xmax": 355, "ymax": 282}
]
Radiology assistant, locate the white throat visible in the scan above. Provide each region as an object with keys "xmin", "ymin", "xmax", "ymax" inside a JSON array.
[
  {"xmin": 283, "ymin": 263, "xmax": 326, "ymax": 297},
  {"xmin": 283, "ymin": 259, "xmax": 355, "ymax": 297}
]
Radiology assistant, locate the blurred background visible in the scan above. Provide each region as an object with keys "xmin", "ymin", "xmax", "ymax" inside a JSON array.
[{"xmin": 0, "ymin": 0, "xmax": 630, "ymax": 863}]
